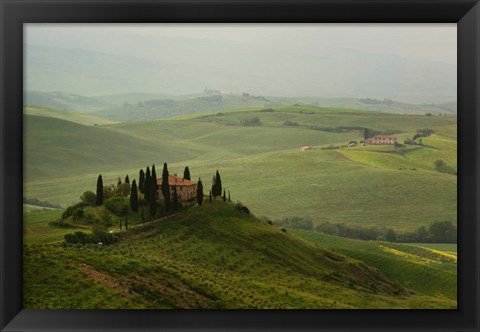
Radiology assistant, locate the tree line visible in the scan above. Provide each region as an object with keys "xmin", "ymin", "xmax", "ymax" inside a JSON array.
[{"xmin": 273, "ymin": 216, "xmax": 457, "ymax": 243}]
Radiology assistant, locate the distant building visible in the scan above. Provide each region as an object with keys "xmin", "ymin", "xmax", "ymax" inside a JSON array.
[
  {"xmin": 157, "ymin": 174, "xmax": 197, "ymax": 203},
  {"xmin": 300, "ymin": 146, "xmax": 312, "ymax": 152},
  {"xmin": 365, "ymin": 135, "xmax": 397, "ymax": 145}
]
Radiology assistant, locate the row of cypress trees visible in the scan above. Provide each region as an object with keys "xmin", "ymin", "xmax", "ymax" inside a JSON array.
[{"xmin": 95, "ymin": 166, "xmax": 227, "ymax": 218}]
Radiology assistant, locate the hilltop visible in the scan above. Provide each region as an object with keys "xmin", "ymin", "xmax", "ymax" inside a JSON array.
[{"xmin": 23, "ymin": 201, "xmax": 455, "ymax": 309}]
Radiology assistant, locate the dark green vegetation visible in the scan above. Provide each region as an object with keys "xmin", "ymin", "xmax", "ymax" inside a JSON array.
[
  {"xmin": 24, "ymin": 202, "xmax": 455, "ymax": 309},
  {"xmin": 284, "ymin": 220, "xmax": 457, "ymax": 243}
]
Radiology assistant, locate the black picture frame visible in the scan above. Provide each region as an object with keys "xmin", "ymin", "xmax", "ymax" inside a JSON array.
[{"xmin": 1, "ymin": 0, "xmax": 479, "ymax": 331}]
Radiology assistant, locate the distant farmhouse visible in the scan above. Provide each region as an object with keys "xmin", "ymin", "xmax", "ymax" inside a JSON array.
[
  {"xmin": 365, "ymin": 135, "xmax": 397, "ymax": 145},
  {"xmin": 300, "ymin": 146, "xmax": 312, "ymax": 152},
  {"xmin": 157, "ymin": 174, "xmax": 197, "ymax": 203}
]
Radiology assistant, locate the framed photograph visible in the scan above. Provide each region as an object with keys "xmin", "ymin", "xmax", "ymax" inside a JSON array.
[{"xmin": 1, "ymin": 0, "xmax": 479, "ymax": 331}]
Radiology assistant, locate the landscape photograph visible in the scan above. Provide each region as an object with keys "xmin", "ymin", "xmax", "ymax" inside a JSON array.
[{"xmin": 23, "ymin": 24, "xmax": 457, "ymax": 309}]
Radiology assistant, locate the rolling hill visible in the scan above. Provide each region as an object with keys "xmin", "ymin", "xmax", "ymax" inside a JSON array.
[
  {"xmin": 24, "ymin": 105, "xmax": 456, "ymax": 231},
  {"xmin": 24, "ymin": 90, "xmax": 114, "ymax": 112},
  {"xmin": 24, "ymin": 115, "xmax": 198, "ymax": 181},
  {"xmin": 24, "ymin": 106, "xmax": 117, "ymax": 126},
  {"xmin": 23, "ymin": 201, "xmax": 455, "ymax": 309}
]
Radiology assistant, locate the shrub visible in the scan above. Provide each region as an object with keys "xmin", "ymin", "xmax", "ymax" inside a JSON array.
[
  {"xmin": 428, "ymin": 221, "xmax": 457, "ymax": 243},
  {"xmin": 62, "ymin": 202, "xmax": 86, "ymax": 220},
  {"xmin": 284, "ymin": 120, "xmax": 299, "ymax": 126},
  {"xmin": 72, "ymin": 208, "xmax": 85, "ymax": 220},
  {"xmin": 235, "ymin": 202, "xmax": 250, "ymax": 214},
  {"xmin": 80, "ymin": 191, "xmax": 96, "ymax": 206},
  {"xmin": 434, "ymin": 160, "xmax": 457, "ymax": 175},
  {"xmin": 240, "ymin": 117, "xmax": 262, "ymax": 126},
  {"xmin": 64, "ymin": 228, "xmax": 119, "ymax": 245}
]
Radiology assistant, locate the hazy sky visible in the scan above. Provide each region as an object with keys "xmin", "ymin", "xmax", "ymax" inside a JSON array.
[
  {"xmin": 26, "ymin": 24, "xmax": 457, "ymax": 64},
  {"xmin": 24, "ymin": 24, "xmax": 457, "ymax": 101}
]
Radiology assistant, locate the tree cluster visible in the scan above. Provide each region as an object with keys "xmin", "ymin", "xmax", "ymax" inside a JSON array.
[
  {"xmin": 240, "ymin": 117, "xmax": 262, "ymax": 126},
  {"xmin": 434, "ymin": 160, "xmax": 457, "ymax": 175}
]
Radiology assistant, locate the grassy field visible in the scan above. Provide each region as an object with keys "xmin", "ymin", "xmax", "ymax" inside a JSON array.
[
  {"xmin": 24, "ymin": 106, "xmax": 118, "ymax": 126},
  {"xmin": 289, "ymin": 230, "xmax": 456, "ymax": 301},
  {"xmin": 23, "ymin": 202, "xmax": 455, "ymax": 309},
  {"xmin": 23, "ymin": 208, "xmax": 88, "ymax": 245},
  {"xmin": 24, "ymin": 105, "xmax": 457, "ymax": 231}
]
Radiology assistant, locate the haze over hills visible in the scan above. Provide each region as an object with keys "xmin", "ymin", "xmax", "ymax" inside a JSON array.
[
  {"xmin": 24, "ymin": 90, "xmax": 456, "ymax": 123},
  {"xmin": 25, "ymin": 25, "xmax": 456, "ymax": 103}
]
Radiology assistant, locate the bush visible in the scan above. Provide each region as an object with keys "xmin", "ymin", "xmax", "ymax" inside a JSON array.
[
  {"xmin": 64, "ymin": 228, "xmax": 119, "ymax": 245},
  {"xmin": 62, "ymin": 202, "xmax": 86, "ymax": 220},
  {"xmin": 80, "ymin": 191, "xmax": 96, "ymax": 206},
  {"xmin": 428, "ymin": 221, "xmax": 457, "ymax": 243},
  {"xmin": 434, "ymin": 160, "xmax": 457, "ymax": 175},
  {"xmin": 235, "ymin": 202, "xmax": 250, "ymax": 214},
  {"xmin": 284, "ymin": 120, "xmax": 299, "ymax": 126},
  {"xmin": 240, "ymin": 117, "xmax": 262, "ymax": 126},
  {"xmin": 72, "ymin": 208, "xmax": 85, "ymax": 220}
]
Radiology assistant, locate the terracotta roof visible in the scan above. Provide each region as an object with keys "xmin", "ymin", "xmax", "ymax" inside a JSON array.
[{"xmin": 157, "ymin": 175, "xmax": 196, "ymax": 187}]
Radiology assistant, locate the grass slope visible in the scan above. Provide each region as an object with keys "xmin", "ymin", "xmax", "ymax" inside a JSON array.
[
  {"xmin": 24, "ymin": 105, "xmax": 456, "ymax": 231},
  {"xmin": 290, "ymin": 230, "xmax": 456, "ymax": 301},
  {"xmin": 24, "ymin": 106, "xmax": 117, "ymax": 126},
  {"xmin": 24, "ymin": 202, "xmax": 455, "ymax": 309},
  {"xmin": 24, "ymin": 115, "xmax": 198, "ymax": 181}
]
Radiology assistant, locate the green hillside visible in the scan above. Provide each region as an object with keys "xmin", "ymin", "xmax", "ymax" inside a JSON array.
[
  {"xmin": 24, "ymin": 115, "xmax": 198, "ymax": 181},
  {"xmin": 290, "ymin": 230, "xmax": 456, "ymax": 300},
  {"xmin": 24, "ymin": 105, "xmax": 456, "ymax": 231},
  {"xmin": 24, "ymin": 106, "xmax": 117, "ymax": 126},
  {"xmin": 23, "ymin": 202, "xmax": 455, "ymax": 309}
]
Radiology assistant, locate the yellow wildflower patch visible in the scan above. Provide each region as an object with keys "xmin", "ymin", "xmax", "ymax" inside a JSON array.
[
  {"xmin": 420, "ymin": 247, "xmax": 457, "ymax": 264},
  {"xmin": 379, "ymin": 246, "xmax": 436, "ymax": 265}
]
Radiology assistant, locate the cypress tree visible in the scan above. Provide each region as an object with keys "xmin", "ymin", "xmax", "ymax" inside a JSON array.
[
  {"xmin": 211, "ymin": 175, "xmax": 216, "ymax": 198},
  {"xmin": 145, "ymin": 166, "xmax": 151, "ymax": 202},
  {"xmin": 223, "ymin": 189, "xmax": 226, "ymax": 202},
  {"xmin": 125, "ymin": 175, "xmax": 130, "ymax": 184},
  {"xmin": 149, "ymin": 168, "xmax": 157, "ymax": 217},
  {"xmin": 228, "ymin": 191, "xmax": 231, "ymax": 202},
  {"xmin": 161, "ymin": 163, "xmax": 171, "ymax": 211},
  {"xmin": 172, "ymin": 186, "xmax": 179, "ymax": 211},
  {"xmin": 209, "ymin": 190, "xmax": 212, "ymax": 203},
  {"xmin": 151, "ymin": 164, "xmax": 158, "ymax": 191},
  {"xmin": 183, "ymin": 166, "xmax": 191, "ymax": 180},
  {"xmin": 139, "ymin": 169, "xmax": 145, "ymax": 194},
  {"xmin": 96, "ymin": 174, "xmax": 104, "ymax": 206},
  {"xmin": 213, "ymin": 170, "xmax": 222, "ymax": 197},
  {"xmin": 196, "ymin": 178, "xmax": 204, "ymax": 206},
  {"xmin": 130, "ymin": 179, "xmax": 139, "ymax": 212},
  {"xmin": 117, "ymin": 177, "xmax": 122, "ymax": 187}
]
